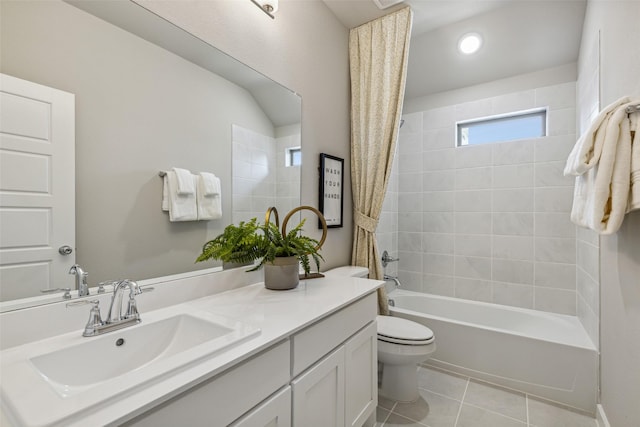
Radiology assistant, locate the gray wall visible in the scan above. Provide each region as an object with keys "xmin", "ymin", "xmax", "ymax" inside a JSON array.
[
  {"xmin": 579, "ymin": 1, "xmax": 640, "ymax": 425},
  {"xmin": 137, "ymin": 0, "xmax": 353, "ymax": 270}
]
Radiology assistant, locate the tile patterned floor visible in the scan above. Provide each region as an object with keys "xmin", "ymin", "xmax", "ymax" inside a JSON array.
[{"xmin": 375, "ymin": 365, "xmax": 598, "ymax": 427}]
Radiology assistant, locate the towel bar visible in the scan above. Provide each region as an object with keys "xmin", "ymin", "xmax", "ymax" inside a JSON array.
[{"xmin": 626, "ymin": 103, "xmax": 640, "ymax": 114}]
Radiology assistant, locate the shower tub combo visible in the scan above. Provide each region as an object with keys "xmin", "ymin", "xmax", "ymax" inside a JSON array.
[{"xmin": 387, "ymin": 289, "xmax": 598, "ymax": 414}]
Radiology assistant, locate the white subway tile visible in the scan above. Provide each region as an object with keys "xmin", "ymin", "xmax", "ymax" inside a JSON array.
[
  {"xmin": 535, "ymin": 237, "xmax": 576, "ymax": 263},
  {"xmin": 455, "ymin": 278, "xmax": 493, "ymax": 303},
  {"xmin": 399, "ymin": 192, "xmax": 423, "ymax": 212},
  {"xmin": 455, "ymin": 234, "xmax": 492, "ymax": 257},
  {"xmin": 400, "ymin": 172, "xmax": 424, "ymax": 192},
  {"xmin": 492, "ymin": 236, "xmax": 534, "ymax": 261},
  {"xmin": 423, "ymin": 106, "xmax": 456, "ymax": 130},
  {"xmin": 492, "ymin": 140, "xmax": 534, "ymax": 165},
  {"xmin": 398, "ymin": 232, "xmax": 422, "ymax": 252},
  {"xmin": 423, "ymin": 233, "xmax": 455, "ymax": 254},
  {"xmin": 455, "ymin": 145, "xmax": 492, "ymax": 169},
  {"xmin": 534, "ymin": 287, "xmax": 576, "ymax": 315},
  {"xmin": 398, "ymin": 250, "xmax": 423, "ymax": 273},
  {"xmin": 493, "ymin": 189, "xmax": 534, "ymax": 212},
  {"xmin": 398, "ymin": 212, "xmax": 423, "ymax": 232},
  {"xmin": 534, "ymin": 187, "xmax": 574, "ymax": 212},
  {"xmin": 492, "ymin": 259, "xmax": 534, "ymax": 285},
  {"xmin": 535, "ymin": 82, "xmax": 576, "ymax": 111},
  {"xmin": 535, "ymin": 213, "xmax": 576, "ymax": 238},
  {"xmin": 490, "ymin": 90, "xmax": 535, "ymax": 115},
  {"xmin": 492, "ymin": 282, "xmax": 534, "ymax": 309},
  {"xmin": 398, "ymin": 132, "xmax": 423, "ymax": 154},
  {"xmin": 400, "ymin": 112, "xmax": 423, "ymax": 134},
  {"xmin": 455, "ymin": 99, "xmax": 492, "ymax": 121},
  {"xmin": 493, "ymin": 213, "xmax": 534, "ymax": 236},
  {"xmin": 423, "ymin": 191, "xmax": 454, "ymax": 212},
  {"xmin": 547, "ymin": 107, "xmax": 576, "ymax": 136},
  {"xmin": 455, "ymin": 256, "xmax": 492, "ymax": 280},
  {"xmin": 455, "ymin": 167, "xmax": 492, "ymax": 190},
  {"xmin": 422, "ymin": 274, "xmax": 455, "ymax": 296},
  {"xmin": 424, "ymin": 149, "xmax": 455, "ymax": 171},
  {"xmin": 493, "ymin": 164, "xmax": 534, "ymax": 188},
  {"xmin": 534, "ymin": 135, "xmax": 576, "ymax": 162},
  {"xmin": 455, "ymin": 212, "xmax": 492, "ymax": 235},
  {"xmin": 423, "ymin": 128, "xmax": 455, "ymax": 151},
  {"xmin": 423, "ymin": 253, "xmax": 455, "ymax": 276},
  {"xmin": 534, "ymin": 262, "xmax": 576, "ymax": 290},
  {"xmin": 423, "ymin": 171, "xmax": 455, "ymax": 191},
  {"xmin": 534, "ymin": 161, "xmax": 574, "ymax": 187},
  {"xmin": 423, "ymin": 212, "xmax": 454, "ymax": 233},
  {"xmin": 399, "ymin": 152, "xmax": 424, "ymax": 173},
  {"xmin": 455, "ymin": 190, "xmax": 492, "ymax": 212}
]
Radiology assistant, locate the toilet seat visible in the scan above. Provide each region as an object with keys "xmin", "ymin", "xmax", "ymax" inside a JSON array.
[{"xmin": 377, "ymin": 315, "xmax": 434, "ymax": 346}]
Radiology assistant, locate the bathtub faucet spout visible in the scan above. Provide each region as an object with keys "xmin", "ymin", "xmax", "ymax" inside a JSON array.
[{"xmin": 384, "ymin": 274, "xmax": 401, "ymax": 288}]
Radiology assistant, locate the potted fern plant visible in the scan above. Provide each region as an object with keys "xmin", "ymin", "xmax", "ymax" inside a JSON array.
[{"xmin": 196, "ymin": 213, "xmax": 325, "ymax": 290}]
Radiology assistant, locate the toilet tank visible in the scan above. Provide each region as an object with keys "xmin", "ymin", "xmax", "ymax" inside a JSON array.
[{"xmin": 323, "ymin": 266, "xmax": 369, "ymax": 278}]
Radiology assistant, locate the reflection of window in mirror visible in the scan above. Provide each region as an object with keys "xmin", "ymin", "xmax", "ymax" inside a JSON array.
[{"xmin": 286, "ymin": 147, "xmax": 302, "ymax": 167}]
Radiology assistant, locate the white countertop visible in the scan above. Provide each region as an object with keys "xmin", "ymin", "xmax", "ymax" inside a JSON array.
[{"xmin": 0, "ymin": 275, "xmax": 382, "ymax": 427}]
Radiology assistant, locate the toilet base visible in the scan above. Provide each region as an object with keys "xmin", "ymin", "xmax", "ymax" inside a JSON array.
[{"xmin": 379, "ymin": 363, "xmax": 419, "ymax": 402}]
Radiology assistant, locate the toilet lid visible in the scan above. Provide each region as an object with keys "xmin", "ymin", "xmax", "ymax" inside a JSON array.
[{"xmin": 377, "ymin": 315, "xmax": 434, "ymax": 345}]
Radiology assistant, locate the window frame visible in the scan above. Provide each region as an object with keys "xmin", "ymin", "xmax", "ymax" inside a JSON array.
[{"xmin": 455, "ymin": 107, "xmax": 548, "ymax": 147}]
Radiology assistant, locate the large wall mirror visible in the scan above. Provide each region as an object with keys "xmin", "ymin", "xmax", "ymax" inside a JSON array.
[{"xmin": 0, "ymin": 0, "xmax": 301, "ymax": 311}]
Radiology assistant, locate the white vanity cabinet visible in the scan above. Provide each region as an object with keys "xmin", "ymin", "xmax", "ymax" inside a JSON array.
[
  {"xmin": 290, "ymin": 292, "xmax": 377, "ymax": 427},
  {"xmin": 122, "ymin": 291, "xmax": 378, "ymax": 427}
]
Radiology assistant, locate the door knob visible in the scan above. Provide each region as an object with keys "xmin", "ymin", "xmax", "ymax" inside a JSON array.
[{"xmin": 59, "ymin": 245, "xmax": 73, "ymax": 255}]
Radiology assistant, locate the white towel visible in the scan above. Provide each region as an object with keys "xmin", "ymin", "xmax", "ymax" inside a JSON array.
[
  {"xmin": 629, "ymin": 113, "xmax": 640, "ymax": 212},
  {"xmin": 172, "ymin": 167, "xmax": 195, "ymax": 195},
  {"xmin": 196, "ymin": 173, "xmax": 222, "ymax": 220},
  {"xmin": 166, "ymin": 171, "xmax": 198, "ymax": 221},
  {"xmin": 199, "ymin": 172, "xmax": 220, "ymax": 196},
  {"xmin": 565, "ymin": 98, "xmax": 637, "ymax": 234},
  {"xmin": 564, "ymin": 96, "xmax": 631, "ymax": 176}
]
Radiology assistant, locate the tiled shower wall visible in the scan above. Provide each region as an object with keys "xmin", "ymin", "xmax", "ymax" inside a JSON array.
[
  {"xmin": 232, "ymin": 124, "xmax": 301, "ymax": 225},
  {"xmin": 392, "ymin": 82, "xmax": 581, "ymax": 315}
]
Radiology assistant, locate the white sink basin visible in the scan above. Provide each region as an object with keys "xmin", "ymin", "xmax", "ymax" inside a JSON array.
[
  {"xmin": 0, "ymin": 306, "xmax": 260, "ymax": 426},
  {"xmin": 30, "ymin": 313, "xmax": 240, "ymax": 397}
]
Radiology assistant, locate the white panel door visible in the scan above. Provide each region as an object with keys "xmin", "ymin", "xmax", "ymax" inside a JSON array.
[
  {"xmin": 345, "ymin": 322, "xmax": 377, "ymax": 427},
  {"xmin": 292, "ymin": 347, "xmax": 345, "ymax": 427},
  {"xmin": 0, "ymin": 73, "xmax": 75, "ymax": 301}
]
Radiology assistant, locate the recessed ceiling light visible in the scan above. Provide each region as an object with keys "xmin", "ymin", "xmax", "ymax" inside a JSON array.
[{"xmin": 458, "ymin": 33, "xmax": 482, "ymax": 55}]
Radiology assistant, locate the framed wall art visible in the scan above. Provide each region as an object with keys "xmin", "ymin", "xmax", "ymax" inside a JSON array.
[{"xmin": 319, "ymin": 153, "xmax": 344, "ymax": 228}]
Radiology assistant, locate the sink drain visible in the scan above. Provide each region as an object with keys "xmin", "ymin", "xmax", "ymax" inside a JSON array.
[{"xmin": 115, "ymin": 338, "xmax": 125, "ymax": 346}]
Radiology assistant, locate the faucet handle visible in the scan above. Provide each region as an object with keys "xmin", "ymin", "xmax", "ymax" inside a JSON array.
[
  {"xmin": 97, "ymin": 280, "xmax": 119, "ymax": 294},
  {"xmin": 41, "ymin": 287, "xmax": 72, "ymax": 299},
  {"xmin": 66, "ymin": 300, "xmax": 103, "ymax": 337}
]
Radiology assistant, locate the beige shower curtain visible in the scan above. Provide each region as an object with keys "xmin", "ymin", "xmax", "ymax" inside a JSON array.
[{"xmin": 349, "ymin": 7, "xmax": 412, "ymax": 315}]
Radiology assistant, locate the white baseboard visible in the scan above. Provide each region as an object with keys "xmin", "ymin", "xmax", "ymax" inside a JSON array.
[{"xmin": 596, "ymin": 404, "xmax": 610, "ymax": 427}]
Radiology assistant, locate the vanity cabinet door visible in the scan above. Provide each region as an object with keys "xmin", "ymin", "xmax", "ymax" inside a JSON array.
[
  {"xmin": 292, "ymin": 346, "xmax": 345, "ymax": 427},
  {"xmin": 231, "ymin": 386, "xmax": 291, "ymax": 427},
  {"xmin": 345, "ymin": 322, "xmax": 377, "ymax": 427}
]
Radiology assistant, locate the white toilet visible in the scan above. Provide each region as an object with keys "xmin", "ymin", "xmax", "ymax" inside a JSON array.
[{"xmin": 323, "ymin": 266, "xmax": 436, "ymax": 402}]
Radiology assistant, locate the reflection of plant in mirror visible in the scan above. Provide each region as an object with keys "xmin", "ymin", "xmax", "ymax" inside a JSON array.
[{"xmin": 196, "ymin": 218, "xmax": 323, "ymax": 276}]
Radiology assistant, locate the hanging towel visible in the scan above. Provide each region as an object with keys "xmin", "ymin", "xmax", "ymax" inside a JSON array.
[
  {"xmin": 564, "ymin": 97, "xmax": 638, "ymax": 234},
  {"xmin": 166, "ymin": 171, "xmax": 198, "ymax": 221},
  {"xmin": 172, "ymin": 167, "xmax": 195, "ymax": 195},
  {"xmin": 629, "ymin": 113, "xmax": 640, "ymax": 212},
  {"xmin": 199, "ymin": 172, "xmax": 220, "ymax": 196},
  {"xmin": 196, "ymin": 173, "xmax": 222, "ymax": 220}
]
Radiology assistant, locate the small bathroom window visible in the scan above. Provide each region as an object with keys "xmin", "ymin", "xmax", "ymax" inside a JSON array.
[
  {"xmin": 456, "ymin": 108, "xmax": 547, "ymax": 146},
  {"xmin": 286, "ymin": 147, "xmax": 302, "ymax": 167}
]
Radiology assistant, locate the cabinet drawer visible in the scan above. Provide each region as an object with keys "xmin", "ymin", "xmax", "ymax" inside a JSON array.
[
  {"xmin": 292, "ymin": 293, "xmax": 376, "ymax": 377},
  {"xmin": 230, "ymin": 386, "xmax": 291, "ymax": 427},
  {"xmin": 124, "ymin": 340, "xmax": 290, "ymax": 427}
]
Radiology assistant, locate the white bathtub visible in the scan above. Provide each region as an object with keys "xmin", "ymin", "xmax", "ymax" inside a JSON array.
[{"xmin": 388, "ymin": 289, "xmax": 598, "ymax": 414}]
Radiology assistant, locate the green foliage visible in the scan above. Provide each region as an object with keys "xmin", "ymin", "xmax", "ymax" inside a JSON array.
[{"xmin": 196, "ymin": 217, "xmax": 324, "ymax": 275}]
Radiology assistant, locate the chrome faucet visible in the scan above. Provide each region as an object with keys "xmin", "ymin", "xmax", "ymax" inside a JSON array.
[
  {"xmin": 69, "ymin": 264, "xmax": 90, "ymax": 297},
  {"xmin": 384, "ymin": 274, "xmax": 401, "ymax": 288},
  {"xmin": 106, "ymin": 279, "xmax": 142, "ymax": 324},
  {"xmin": 67, "ymin": 279, "xmax": 152, "ymax": 337}
]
